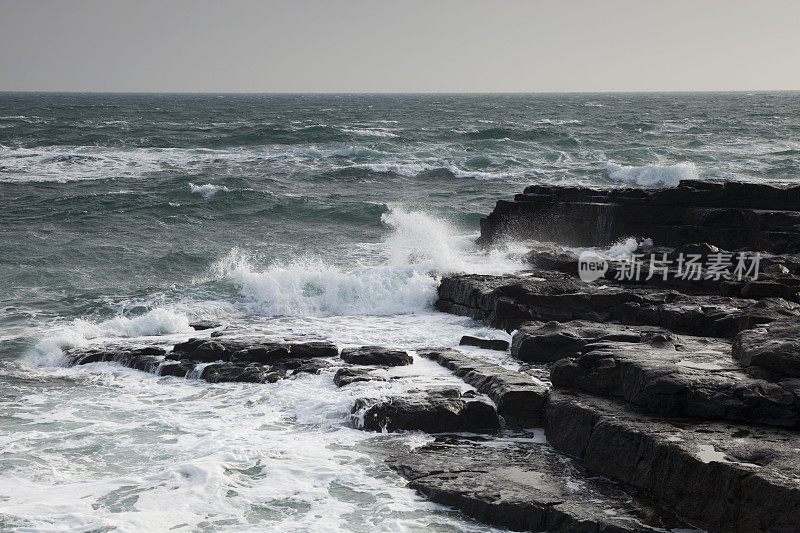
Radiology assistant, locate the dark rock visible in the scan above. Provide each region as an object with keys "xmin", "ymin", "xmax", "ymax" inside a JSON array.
[
  {"xmin": 549, "ymin": 334, "xmax": 800, "ymax": 427},
  {"xmin": 511, "ymin": 320, "xmax": 675, "ymax": 363},
  {"xmin": 66, "ymin": 346, "xmax": 167, "ymax": 366},
  {"xmin": 437, "ymin": 274, "xmax": 799, "ymax": 334},
  {"xmin": 386, "ymin": 436, "xmax": 690, "ymax": 533},
  {"xmin": 352, "ymin": 388, "xmax": 499, "ymax": 433},
  {"xmin": 480, "ymin": 180, "xmax": 800, "ymax": 253},
  {"xmin": 419, "ymin": 348, "xmax": 548, "ymax": 426},
  {"xmin": 157, "ymin": 360, "xmax": 194, "ymax": 378},
  {"xmin": 289, "ymin": 341, "xmax": 339, "ymax": 358},
  {"xmin": 740, "ymin": 280, "xmax": 799, "ymax": 301},
  {"xmin": 168, "ymin": 337, "xmax": 338, "ymax": 364},
  {"xmin": 458, "ymin": 335, "xmax": 509, "ymax": 351},
  {"xmin": 189, "ymin": 320, "xmax": 222, "ymax": 331},
  {"xmin": 340, "ymin": 346, "xmax": 413, "ymax": 366},
  {"xmin": 544, "ymin": 390, "xmax": 800, "ymax": 533},
  {"xmin": 64, "ymin": 337, "xmax": 337, "ymax": 384},
  {"xmin": 733, "ymin": 318, "xmax": 800, "ymax": 377},
  {"xmin": 333, "ymin": 367, "xmax": 387, "ymax": 387},
  {"xmin": 200, "ymin": 362, "xmax": 266, "ymax": 383}
]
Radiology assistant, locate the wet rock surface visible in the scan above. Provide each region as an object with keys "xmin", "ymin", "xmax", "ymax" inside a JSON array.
[
  {"xmin": 386, "ymin": 435, "xmax": 691, "ymax": 532},
  {"xmin": 545, "ymin": 390, "xmax": 800, "ymax": 533},
  {"xmin": 511, "ymin": 320, "xmax": 675, "ymax": 362},
  {"xmin": 332, "ymin": 367, "xmax": 388, "ymax": 387},
  {"xmin": 339, "ymin": 346, "xmax": 413, "ymax": 366},
  {"xmin": 351, "ymin": 388, "xmax": 500, "ymax": 433},
  {"xmin": 424, "ymin": 181, "xmax": 800, "ymax": 531},
  {"xmin": 733, "ymin": 318, "xmax": 800, "ymax": 377},
  {"xmin": 459, "ymin": 335, "xmax": 510, "ymax": 351},
  {"xmin": 437, "ymin": 274, "xmax": 799, "ymax": 333},
  {"xmin": 66, "ymin": 337, "xmax": 339, "ymax": 384},
  {"xmin": 479, "ymin": 179, "xmax": 800, "ymax": 253},
  {"xmin": 550, "ymin": 335, "xmax": 800, "ymax": 427},
  {"xmin": 419, "ymin": 348, "xmax": 548, "ymax": 426}
]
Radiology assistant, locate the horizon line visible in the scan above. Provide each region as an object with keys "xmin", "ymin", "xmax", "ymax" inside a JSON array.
[{"xmin": 1, "ymin": 89, "xmax": 799, "ymax": 96}]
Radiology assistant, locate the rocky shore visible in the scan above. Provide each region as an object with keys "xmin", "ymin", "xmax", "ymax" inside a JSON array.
[{"xmin": 62, "ymin": 179, "xmax": 800, "ymax": 532}]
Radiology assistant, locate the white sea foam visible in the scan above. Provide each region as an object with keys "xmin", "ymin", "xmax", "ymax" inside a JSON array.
[
  {"xmin": 189, "ymin": 182, "xmax": 228, "ymax": 197},
  {"xmin": 340, "ymin": 127, "xmax": 398, "ymax": 138},
  {"xmin": 27, "ymin": 308, "xmax": 193, "ymax": 366},
  {"xmin": 210, "ymin": 207, "xmax": 525, "ymax": 317},
  {"xmin": 605, "ymin": 161, "xmax": 698, "ymax": 187}
]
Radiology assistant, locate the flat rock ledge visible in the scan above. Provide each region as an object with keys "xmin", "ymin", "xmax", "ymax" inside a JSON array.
[
  {"xmin": 437, "ymin": 274, "xmax": 799, "ymax": 333},
  {"xmin": 419, "ymin": 348, "xmax": 548, "ymax": 426},
  {"xmin": 386, "ymin": 436, "xmax": 691, "ymax": 533},
  {"xmin": 351, "ymin": 388, "xmax": 500, "ymax": 433},
  {"xmin": 340, "ymin": 346, "xmax": 413, "ymax": 366}
]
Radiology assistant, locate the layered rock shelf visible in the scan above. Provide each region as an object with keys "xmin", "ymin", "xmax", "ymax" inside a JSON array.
[{"xmin": 479, "ymin": 179, "xmax": 800, "ymax": 253}]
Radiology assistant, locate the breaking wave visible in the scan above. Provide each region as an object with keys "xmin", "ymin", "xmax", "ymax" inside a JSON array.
[
  {"xmin": 605, "ymin": 161, "xmax": 699, "ymax": 187},
  {"xmin": 210, "ymin": 207, "xmax": 525, "ymax": 317}
]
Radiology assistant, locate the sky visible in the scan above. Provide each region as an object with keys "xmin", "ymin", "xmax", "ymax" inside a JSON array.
[{"xmin": 1, "ymin": 0, "xmax": 799, "ymax": 93}]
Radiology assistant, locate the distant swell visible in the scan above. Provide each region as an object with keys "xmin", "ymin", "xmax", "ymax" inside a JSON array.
[{"xmin": 463, "ymin": 127, "xmax": 578, "ymax": 146}]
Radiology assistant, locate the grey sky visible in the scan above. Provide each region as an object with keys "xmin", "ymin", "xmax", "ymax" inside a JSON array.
[{"xmin": 1, "ymin": 0, "xmax": 798, "ymax": 92}]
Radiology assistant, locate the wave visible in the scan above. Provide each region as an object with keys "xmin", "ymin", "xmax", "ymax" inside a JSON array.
[
  {"xmin": 189, "ymin": 183, "xmax": 228, "ymax": 198},
  {"xmin": 27, "ymin": 308, "xmax": 193, "ymax": 366},
  {"xmin": 463, "ymin": 127, "xmax": 578, "ymax": 145},
  {"xmin": 209, "ymin": 207, "xmax": 525, "ymax": 317},
  {"xmin": 605, "ymin": 161, "xmax": 698, "ymax": 187},
  {"xmin": 340, "ymin": 128, "xmax": 398, "ymax": 138}
]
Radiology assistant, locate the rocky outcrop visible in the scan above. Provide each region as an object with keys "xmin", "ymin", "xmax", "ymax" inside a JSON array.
[
  {"xmin": 544, "ymin": 390, "xmax": 800, "ymax": 533},
  {"xmin": 339, "ymin": 346, "xmax": 413, "ymax": 366},
  {"xmin": 386, "ymin": 436, "xmax": 690, "ymax": 532},
  {"xmin": 436, "ymin": 274, "xmax": 799, "ymax": 333},
  {"xmin": 549, "ymin": 334, "xmax": 800, "ymax": 428},
  {"xmin": 419, "ymin": 348, "xmax": 548, "ymax": 426},
  {"xmin": 511, "ymin": 320, "xmax": 675, "ymax": 362},
  {"xmin": 351, "ymin": 388, "xmax": 499, "ymax": 433},
  {"xmin": 733, "ymin": 319, "xmax": 800, "ymax": 378},
  {"xmin": 479, "ymin": 179, "xmax": 800, "ymax": 253},
  {"xmin": 65, "ymin": 337, "xmax": 339, "ymax": 384},
  {"xmin": 523, "ymin": 242, "xmax": 800, "ymax": 301},
  {"xmin": 459, "ymin": 335, "xmax": 509, "ymax": 351},
  {"xmin": 427, "ymin": 181, "xmax": 800, "ymax": 532},
  {"xmin": 333, "ymin": 367, "xmax": 388, "ymax": 387}
]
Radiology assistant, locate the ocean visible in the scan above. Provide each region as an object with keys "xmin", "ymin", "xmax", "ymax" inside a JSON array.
[{"xmin": 1, "ymin": 92, "xmax": 799, "ymax": 531}]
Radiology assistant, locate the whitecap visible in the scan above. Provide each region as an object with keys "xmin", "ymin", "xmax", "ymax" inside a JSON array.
[
  {"xmin": 189, "ymin": 183, "xmax": 229, "ymax": 198},
  {"xmin": 605, "ymin": 161, "xmax": 698, "ymax": 187}
]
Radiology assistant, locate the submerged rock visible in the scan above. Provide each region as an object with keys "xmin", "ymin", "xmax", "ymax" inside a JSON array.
[
  {"xmin": 339, "ymin": 346, "xmax": 413, "ymax": 366},
  {"xmin": 352, "ymin": 388, "xmax": 499, "ymax": 433},
  {"xmin": 65, "ymin": 336, "xmax": 338, "ymax": 385},
  {"xmin": 188, "ymin": 320, "xmax": 222, "ymax": 331}
]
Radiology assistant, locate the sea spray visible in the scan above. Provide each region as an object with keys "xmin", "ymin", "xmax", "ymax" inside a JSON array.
[
  {"xmin": 210, "ymin": 207, "xmax": 526, "ymax": 316},
  {"xmin": 27, "ymin": 308, "xmax": 192, "ymax": 366}
]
